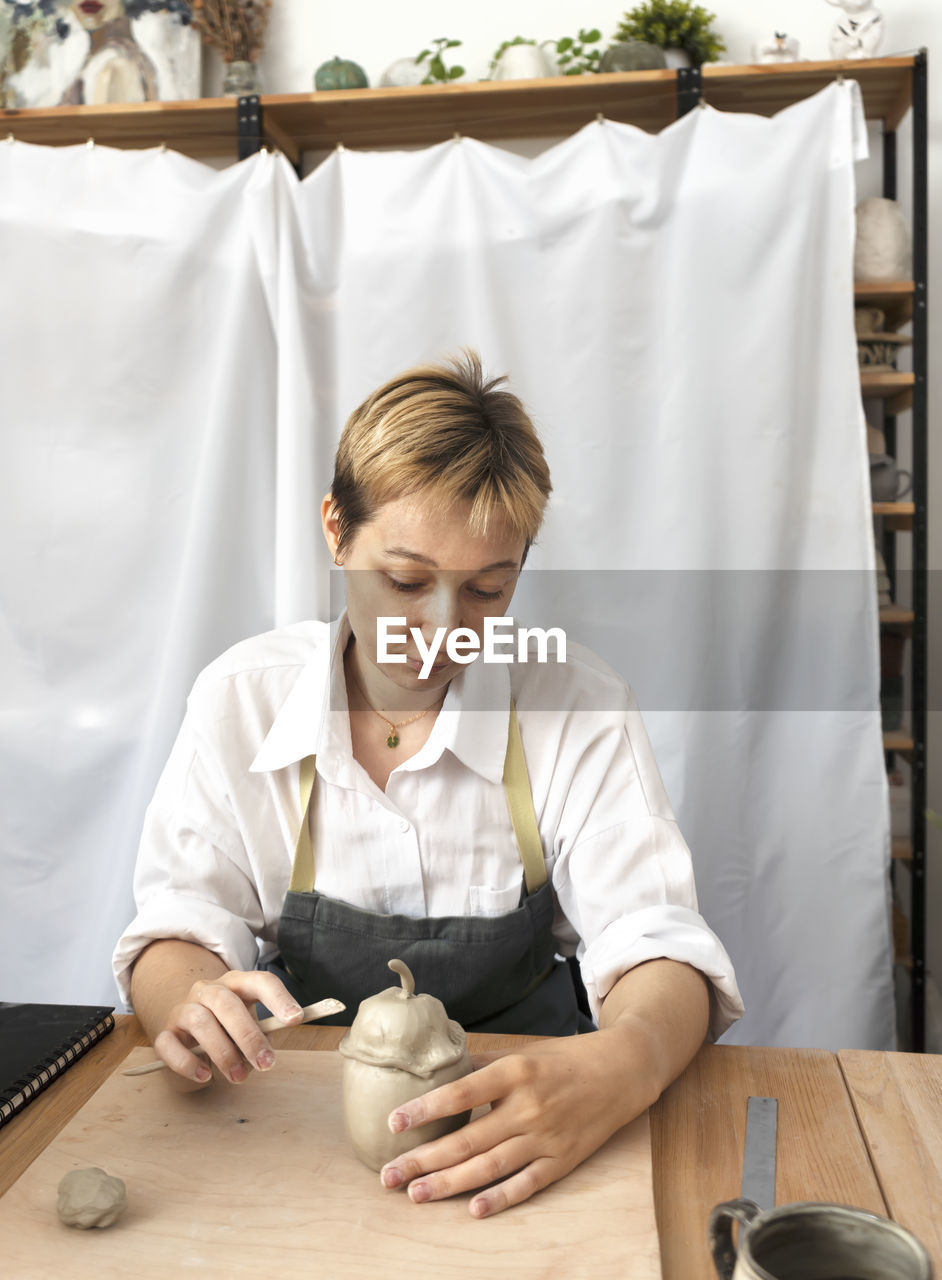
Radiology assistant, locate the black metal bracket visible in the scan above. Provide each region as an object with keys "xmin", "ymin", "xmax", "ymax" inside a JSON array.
[
  {"xmin": 676, "ymin": 66, "xmax": 702, "ymax": 117},
  {"xmin": 237, "ymin": 94, "xmax": 263, "ymax": 161}
]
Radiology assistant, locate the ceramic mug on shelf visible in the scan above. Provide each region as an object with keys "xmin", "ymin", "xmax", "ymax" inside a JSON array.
[
  {"xmin": 870, "ymin": 453, "xmax": 912, "ymax": 502},
  {"xmin": 709, "ymin": 1199, "xmax": 933, "ymax": 1280}
]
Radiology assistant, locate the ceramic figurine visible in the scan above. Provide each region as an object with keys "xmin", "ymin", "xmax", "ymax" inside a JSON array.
[
  {"xmin": 338, "ymin": 959, "xmax": 473, "ymax": 1172},
  {"xmin": 753, "ymin": 32, "xmax": 800, "ymax": 63},
  {"xmin": 825, "ymin": 0, "xmax": 884, "ymax": 59}
]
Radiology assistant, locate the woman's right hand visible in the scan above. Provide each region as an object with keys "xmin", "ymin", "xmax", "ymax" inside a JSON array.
[{"xmin": 153, "ymin": 968, "xmax": 304, "ymax": 1088}]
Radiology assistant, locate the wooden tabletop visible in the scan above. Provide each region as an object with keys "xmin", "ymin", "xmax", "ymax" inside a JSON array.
[{"xmin": 0, "ymin": 1018, "xmax": 938, "ymax": 1280}]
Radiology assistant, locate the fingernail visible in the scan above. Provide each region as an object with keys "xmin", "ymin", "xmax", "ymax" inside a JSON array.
[
  {"xmin": 470, "ymin": 1197, "xmax": 490, "ymax": 1218},
  {"xmin": 409, "ymin": 1181, "xmax": 430, "ymax": 1204},
  {"xmin": 380, "ymin": 1166, "xmax": 403, "ymax": 1188},
  {"xmin": 388, "ymin": 1111, "xmax": 409, "ymax": 1134},
  {"xmin": 281, "ymin": 1004, "xmax": 302, "ymax": 1021},
  {"xmin": 228, "ymin": 1063, "xmax": 248, "ymax": 1083},
  {"xmin": 195, "ymin": 1065, "xmax": 212, "ymax": 1082},
  {"xmin": 256, "ymin": 1049, "xmax": 274, "ymax": 1070}
]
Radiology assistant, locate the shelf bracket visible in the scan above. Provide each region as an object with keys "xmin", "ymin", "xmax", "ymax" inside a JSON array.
[
  {"xmin": 676, "ymin": 66, "xmax": 702, "ymax": 117},
  {"xmin": 237, "ymin": 94, "xmax": 263, "ymax": 161}
]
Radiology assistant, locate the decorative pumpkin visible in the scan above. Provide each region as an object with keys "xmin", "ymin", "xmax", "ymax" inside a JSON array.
[
  {"xmin": 600, "ymin": 41, "xmax": 667, "ymax": 72},
  {"xmin": 338, "ymin": 959, "xmax": 472, "ymax": 1172},
  {"xmin": 314, "ymin": 57, "xmax": 369, "ymax": 91}
]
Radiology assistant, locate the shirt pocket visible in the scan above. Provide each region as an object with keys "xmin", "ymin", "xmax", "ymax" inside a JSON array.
[{"xmin": 469, "ymin": 882, "xmax": 523, "ymax": 918}]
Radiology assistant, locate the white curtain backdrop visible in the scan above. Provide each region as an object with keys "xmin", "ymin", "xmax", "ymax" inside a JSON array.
[
  {"xmin": 0, "ymin": 81, "xmax": 894, "ymax": 1047},
  {"xmin": 0, "ymin": 142, "xmax": 280, "ymax": 1003}
]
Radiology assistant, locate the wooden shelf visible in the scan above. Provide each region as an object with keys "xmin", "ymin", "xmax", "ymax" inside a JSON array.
[
  {"xmin": 884, "ymin": 731, "xmax": 915, "ymax": 755},
  {"xmin": 879, "ymin": 606, "xmax": 915, "ymax": 629},
  {"xmin": 855, "ymin": 280, "xmax": 914, "ymax": 331},
  {"xmin": 860, "ymin": 370, "xmax": 914, "ymax": 414},
  {"xmin": 0, "ymin": 55, "xmax": 917, "ymax": 160},
  {"xmin": 873, "ymin": 502, "xmax": 914, "ymax": 531},
  {"xmin": 892, "ymin": 839, "xmax": 913, "ymax": 862}
]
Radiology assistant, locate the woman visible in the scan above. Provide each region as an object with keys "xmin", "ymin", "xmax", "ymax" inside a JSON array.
[{"xmin": 115, "ymin": 352, "xmax": 743, "ymax": 1218}]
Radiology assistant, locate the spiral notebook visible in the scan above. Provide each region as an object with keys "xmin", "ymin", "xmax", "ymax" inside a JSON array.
[{"xmin": 0, "ymin": 1002, "xmax": 115, "ymax": 1129}]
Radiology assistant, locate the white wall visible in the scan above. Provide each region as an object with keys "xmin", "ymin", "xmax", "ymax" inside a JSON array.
[{"xmin": 235, "ymin": 1, "xmax": 942, "ymax": 989}]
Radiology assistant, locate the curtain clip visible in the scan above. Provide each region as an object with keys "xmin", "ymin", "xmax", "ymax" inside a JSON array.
[
  {"xmin": 836, "ymin": 72, "xmax": 845, "ymax": 84},
  {"xmin": 6, "ymin": 132, "xmax": 15, "ymax": 144},
  {"xmin": 596, "ymin": 112, "xmax": 605, "ymax": 124},
  {"xmin": 159, "ymin": 141, "xmax": 167, "ymax": 153},
  {"xmin": 453, "ymin": 131, "xmax": 461, "ymax": 142},
  {"xmin": 335, "ymin": 140, "xmax": 345, "ymax": 152},
  {"xmin": 86, "ymin": 136, "xmax": 95, "ymax": 150}
]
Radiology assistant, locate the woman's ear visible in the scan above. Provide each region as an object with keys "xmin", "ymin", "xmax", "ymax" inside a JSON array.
[{"xmin": 321, "ymin": 495, "xmax": 343, "ymax": 564}]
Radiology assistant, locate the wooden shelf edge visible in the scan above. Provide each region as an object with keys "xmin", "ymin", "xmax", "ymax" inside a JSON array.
[
  {"xmin": 884, "ymin": 732, "xmax": 915, "ymax": 753},
  {"xmin": 855, "ymin": 280, "xmax": 914, "ymax": 296},
  {"xmin": 879, "ymin": 608, "xmax": 915, "ymax": 628},
  {"xmin": 0, "ymin": 54, "xmax": 916, "ymax": 156}
]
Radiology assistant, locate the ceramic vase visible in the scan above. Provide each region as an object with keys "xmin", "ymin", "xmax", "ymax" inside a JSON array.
[{"xmin": 222, "ymin": 60, "xmax": 262, "ymax": 96}]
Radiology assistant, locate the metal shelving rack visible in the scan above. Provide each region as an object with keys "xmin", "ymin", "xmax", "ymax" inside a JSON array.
[{"xmin": 877, "ymin": 52, "xmax": 928, "ymax": 1052}]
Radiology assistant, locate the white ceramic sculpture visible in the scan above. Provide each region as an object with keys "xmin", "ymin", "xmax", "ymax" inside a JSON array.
[
  {"xmin": 826, "ymin": 0, "xmax": 884, "ymax": 59},
  {"xmin": 338, "ymin": 959, "xmax": 473, "ymax": 1172},
  {"xmin": 854, "ymin": 197, "xmax": 911, "ymax": 281},
  {"xmin": 753, "ymin": 32, "xmax": 801, "ymax": 64},
  {"xmin": 379, "ymin": 56, "xmax": 429, "ymax": 87},
  {"xmin": 492, "ymin": 43, "xmax": 555, "ymax": 80}
]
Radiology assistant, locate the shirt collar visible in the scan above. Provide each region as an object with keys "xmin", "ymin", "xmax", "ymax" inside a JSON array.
[
  {"xmin": 249, "ymin": 612, "xmax": 511, "ymax": 786},
  {"xmin": 248, "ymin": 616, "xmax": 348, "ymax": 775}
]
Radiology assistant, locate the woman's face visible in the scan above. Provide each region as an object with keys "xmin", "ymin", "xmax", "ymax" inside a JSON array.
[
  {"xmin": 322, "ymin": 493, "xmax": 526, "ymax": 698},
  {"xmin": 71, "ymin": 0, "xmax": 124, "ymax": 32}
]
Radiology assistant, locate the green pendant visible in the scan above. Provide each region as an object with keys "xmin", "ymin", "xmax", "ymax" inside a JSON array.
[{"xmin": 386, "ymin": 732, "xmax": 400, "ymax": 749}]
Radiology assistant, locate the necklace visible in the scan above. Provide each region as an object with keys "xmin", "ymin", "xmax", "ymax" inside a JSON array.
[{"xmin": 349, "ymin": 671, "xmax": 440, "ymax": 749}]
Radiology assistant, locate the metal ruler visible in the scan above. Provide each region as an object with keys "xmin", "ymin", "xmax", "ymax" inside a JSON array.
[{"xmin": 741, "ymin": 1096, "xmax": 778, "ymax": 1210}]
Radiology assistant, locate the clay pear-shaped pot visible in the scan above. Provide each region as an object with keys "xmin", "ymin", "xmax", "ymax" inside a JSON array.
[{"xmin": 338, "ymin": 959, "xmax": 473, "ymax": 1171}]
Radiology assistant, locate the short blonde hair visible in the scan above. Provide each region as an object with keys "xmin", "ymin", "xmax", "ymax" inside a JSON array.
[{"xmin": 329, "ymin": 351, "xmax": 552, "ymax": 556}]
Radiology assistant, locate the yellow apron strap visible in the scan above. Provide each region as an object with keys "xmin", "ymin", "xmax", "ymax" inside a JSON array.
[
  {"xmin": 286, "ymin": 704, "xmax": 545, "ymax": 897},
  {"xmin": 289, "ymin": 754, "xmax": 317, "ymax": 894},
  {"xmin": 503, "ymin": 703, "xmax": 547, "ymax": 895}
]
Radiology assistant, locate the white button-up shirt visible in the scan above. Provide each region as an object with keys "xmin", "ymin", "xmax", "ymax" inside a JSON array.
[{"xmin": 113, "ymin": 617, "xmax": 744, "ymax": 1037}]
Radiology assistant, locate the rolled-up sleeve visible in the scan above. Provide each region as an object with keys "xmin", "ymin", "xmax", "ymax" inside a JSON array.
[
  {"xmin": 543, "ymin": 678, "xmax": 744, "ymax": 1041},
  {"xmin": 111, "ymin": 716, "xmax": 265, "ymax": 1005}
]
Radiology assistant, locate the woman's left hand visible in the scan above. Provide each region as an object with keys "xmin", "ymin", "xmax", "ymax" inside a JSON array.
[
  {"xmin": 378, "ymin": 959, "xmax": 711, "ymax": 1217},
  {"xmin": 378, "ymin": 1029, "xmax": 653, "ymax": 1218}
]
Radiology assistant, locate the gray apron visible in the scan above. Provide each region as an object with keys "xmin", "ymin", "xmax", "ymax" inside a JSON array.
[{"xmin": 268, "ymin": 704, "xmax": 592, "ymax": 1036}]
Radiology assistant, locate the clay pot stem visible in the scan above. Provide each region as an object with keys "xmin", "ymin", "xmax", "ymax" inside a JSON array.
[{"xmin": 387, "ymin": 959, "xmax": 415, "ymax": 997}]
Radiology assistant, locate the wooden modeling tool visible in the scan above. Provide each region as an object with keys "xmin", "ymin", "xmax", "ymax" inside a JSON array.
[{"xmin": 122, "ymin": 997, "xmax": 346, "ymax": 1076}]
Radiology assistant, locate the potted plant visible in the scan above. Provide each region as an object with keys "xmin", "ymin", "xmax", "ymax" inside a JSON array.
[
  {"xmin": 489, "ymin": 36, "xmax": 556, "ymax": 80},
  {"xmin": 553, "ymin": 27, "xmax": 604, "ymax": 75},
  {"xmin": 413, "ymin": 37, "xmax": 465, "ymax": 84},
  {"xmin": 614, "ymin": 1, "xmax": 725, "ymax": 68}
]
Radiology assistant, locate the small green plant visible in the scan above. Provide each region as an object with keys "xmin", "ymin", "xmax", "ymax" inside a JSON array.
[
  {"xmin": 554, "ymin": 27, "xmax": 604, "ymax": 75},
  {"xmin": 414, "ymin": 37, "xmax": 465, "ymax": 84},
  {"xmin": 614, "ymin": 2, "xmax": 725, "ymax": 66},
  {"xmin": 489, "ymin": 35, "xmax": 536, "ymax": 77}
]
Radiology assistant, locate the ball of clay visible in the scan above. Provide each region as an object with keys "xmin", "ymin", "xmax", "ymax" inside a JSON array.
[{"xmin": 57, "ymin": 1167, "xmax": 127, "ymax": 1230}]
